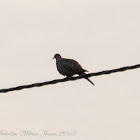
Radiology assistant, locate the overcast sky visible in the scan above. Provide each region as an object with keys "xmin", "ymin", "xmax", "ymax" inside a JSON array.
[{"xmin": 0, "ymin": 0, "xmax": 140, "ymax": 140}]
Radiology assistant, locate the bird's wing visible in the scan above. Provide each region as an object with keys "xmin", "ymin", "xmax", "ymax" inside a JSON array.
[{"xmin": 62, "ymin": 58, "xmax": 85, "ymax": 74}]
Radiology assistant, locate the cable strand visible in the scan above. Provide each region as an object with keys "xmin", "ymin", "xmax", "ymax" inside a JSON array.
[{"xmin": 0, "ymin": 64, "xmax": 140, "ymax": 93}]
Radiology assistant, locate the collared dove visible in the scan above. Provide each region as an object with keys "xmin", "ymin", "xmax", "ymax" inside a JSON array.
[{"xmin": 53, "ymin": 54, "xmax": 94, "ymax": 85}]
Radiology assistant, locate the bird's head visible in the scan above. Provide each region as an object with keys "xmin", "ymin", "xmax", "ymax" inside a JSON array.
[{"xmin": 53, "ymin": 54, "xmax": 62, "ymax": 60}]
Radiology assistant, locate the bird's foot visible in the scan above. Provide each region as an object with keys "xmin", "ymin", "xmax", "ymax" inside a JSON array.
[{"xmin": 66, "ymin": 76, "xmax": 72, "ymax": 79}]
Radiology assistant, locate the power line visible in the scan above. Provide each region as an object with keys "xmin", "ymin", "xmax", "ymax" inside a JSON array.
[{"xmin": 0, "ymin": 64, "xmax": 140, "ymax": 93}]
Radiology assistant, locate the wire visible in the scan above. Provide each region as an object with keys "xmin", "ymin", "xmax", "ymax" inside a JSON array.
[{"xmin": 0, "ymin": 64, "xmax": 140, "ymax": 93}]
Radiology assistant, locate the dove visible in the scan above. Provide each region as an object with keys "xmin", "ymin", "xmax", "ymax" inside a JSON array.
[{"xmin": 53, "ymin": 54, "xmax": 94, "ymax": 85}]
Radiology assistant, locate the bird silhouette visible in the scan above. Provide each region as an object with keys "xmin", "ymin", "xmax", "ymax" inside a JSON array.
[{"xmin": 53, "ymin": 54, "xmax": 94, "ymax": 85}]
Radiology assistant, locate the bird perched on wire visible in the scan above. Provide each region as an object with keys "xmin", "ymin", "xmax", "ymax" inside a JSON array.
[{"xmin": 53, "ymin": 54, "xmax": 94, "ymax": 85}]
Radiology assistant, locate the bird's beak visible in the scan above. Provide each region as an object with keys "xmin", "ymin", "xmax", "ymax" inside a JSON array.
[{"xmin": 52, "ymin": 57, "xmax": 55, "ymax": 60}]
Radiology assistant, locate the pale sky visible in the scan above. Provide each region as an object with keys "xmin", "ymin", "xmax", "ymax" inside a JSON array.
[{"xmin": 0, "ymin": 0, "xmax": 140, "ymax": 140}]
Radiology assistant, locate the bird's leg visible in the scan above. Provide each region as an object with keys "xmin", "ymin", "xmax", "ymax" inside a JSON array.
[{"xmin": 66, "ymin": 76, "xmax": 72, "ymax": 79}]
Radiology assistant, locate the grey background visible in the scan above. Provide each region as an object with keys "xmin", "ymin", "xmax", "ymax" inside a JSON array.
[{"xmin": 0, "ymin": 0, "xmax": 140, "ymax": 140}]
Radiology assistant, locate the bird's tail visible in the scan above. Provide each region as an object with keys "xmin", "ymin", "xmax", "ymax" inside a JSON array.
[
  {"xmin": 85, "ymin": 77, "xmax": 94, "ymax": 85},
  {"xmin": 80, "ymin": 72, "xmax": 94, "ymax": 85}
]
